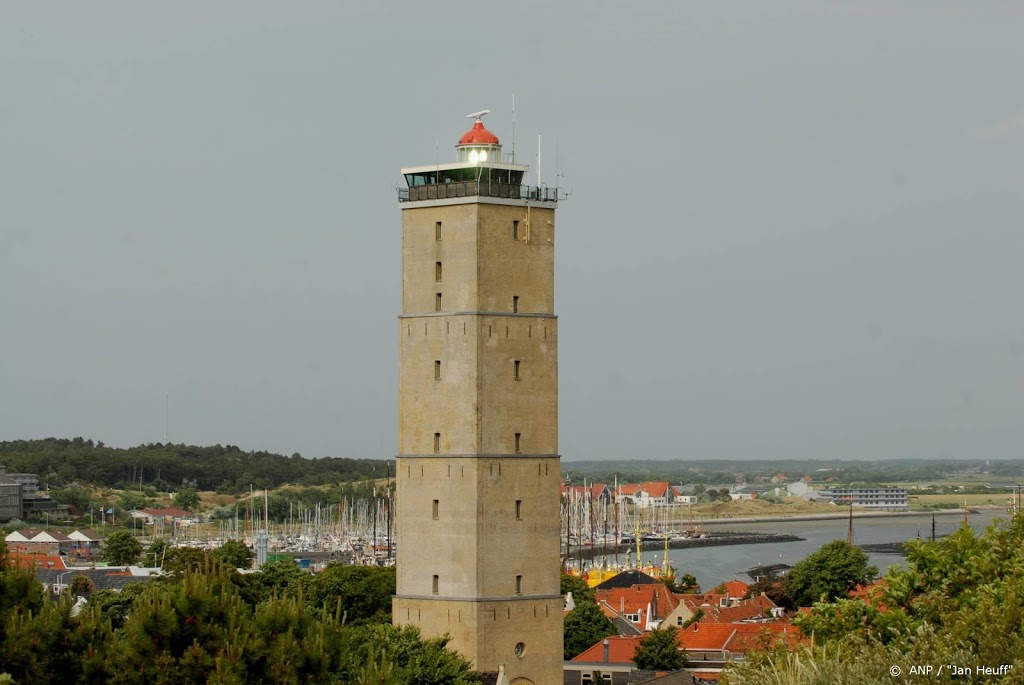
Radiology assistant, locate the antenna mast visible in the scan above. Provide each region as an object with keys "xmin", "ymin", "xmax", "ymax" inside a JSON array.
[
  {"xmin": 511, "ymin": 94, "xmax": 516, "ymax": 163},
  {"xmin": 537, "ymin": 133, "xmax": 542, "ymax": 187}
]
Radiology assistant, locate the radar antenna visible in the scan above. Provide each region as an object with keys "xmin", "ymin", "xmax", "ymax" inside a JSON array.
[{"xmin": 466, "ymin": 109, "xmax": 490, "ymax": 121}]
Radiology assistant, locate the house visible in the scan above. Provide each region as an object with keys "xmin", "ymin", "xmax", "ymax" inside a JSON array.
[
  {"xmin": 663, "ymin": 582, "xmax": 756, "ymax": 628},
  {"xmin": 566, "ymin": 635, "xmax": 642, "ymax": 684},
  {"xmin": 670, "ymin": 487, "xmax": 696, "ymax": 505},
  {"xmin": 617, "ymin": 483, "xmax": 676, "ymax": 508},
  {"xmin": 35, "ymin": 565, "xmax": 162, "ymax": 594},
  {"xmin": 786, "ymin": 481, "xmax": 809, "ymax": 496},
  {"xmin": 562, "ymin": 483, "xmax": 611, "ymax": 504},
  {"xmin": 677, "ymin": 621, "xmax": 805, "ymax": 660},
  {"xmin": 67, "ymin": 529, "xmax": 103, "ymax": 558},
  {"xmin": 664, "ymin": 593, "xmax": 729, "ymax": 628},
  {"xmin": 3, "ymin": 528, "xmax": 42, "ymax": 547},
  {"xmin": 133, "ymin": 507, "xmax": 195, "ymax": 525},
  {"xmin": 4, "ymin": 550, "xmax": 68, "ymax": 572},
  {"xmin": 567, "ymin": 571, "xmax": 803, "ymax": 685},
  {"xmin": 728, "ymin": 486, "xmax": 767, "ymax": 501},
  {"xmin": 822, "ymin": 488, "xmax": 908, "ymax": 510},
  {"xmin": 720, "ymin": 580, "xmax": 750, "ymax": 599},
  {"xmin": 700, "ymin": 594, "xmax": 779, "ymax": 623},
  {"xmin": 595, "ymin": 583, "xmax": 680, "ymax": 632},
  {"xmin": 4, "ymin": 529, "xmax": 74, "ymax": 555}
]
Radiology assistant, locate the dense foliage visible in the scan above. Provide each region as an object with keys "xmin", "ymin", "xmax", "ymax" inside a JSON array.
[
  {"xmin": 0, "ymin": 438, "xmax": 389, "ymax": 493},
  {"xmin": 102, "ymin": 530, "xmax": 142, "ymax": 566},
  {"xmin": 563, "ymin": 600, "xmax": 616, "ymax": 660},
  {"xmin": 633, "ymin": 625, "xmax": 687, "ymax": 671},
  {"xmin": 724, "ymin": 515, "xmax": 1024, "ymax": 684},
  {"xmin": 0, "ymin": 546, "xmax": 476, "ymax": 685},
  {"xmin": 784, "ymin": 540, "xmax": 877, "ymax": 608},
  {"xmin": 561, "ymin": 573, "xmax": 615, "ymax": 659}
]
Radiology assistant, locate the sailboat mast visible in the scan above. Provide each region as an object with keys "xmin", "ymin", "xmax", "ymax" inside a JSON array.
[{"xmin": 614, "ymin": 476, "xmax": 620, "ymax": 566}]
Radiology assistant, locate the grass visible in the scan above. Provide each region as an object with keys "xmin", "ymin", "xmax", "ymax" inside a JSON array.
[
  {"xmin": 908, "ymin": 493, "xmax": 1010, "ymax": 510},
  {"xmin": 666, "ymin": 498, "xmax": 838, "ymax": 522}
]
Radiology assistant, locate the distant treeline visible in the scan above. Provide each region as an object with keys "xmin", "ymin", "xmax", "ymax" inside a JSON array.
[
  {"xmin": 0, "ymin": 438, "xmax": 389, "ymax": 492},
  {"xmin": 564, "ymin": 457, "xmax": 1024, "ymax": 485}
]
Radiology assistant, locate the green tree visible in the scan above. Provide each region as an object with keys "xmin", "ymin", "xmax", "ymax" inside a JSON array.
[
  {"xmin": 89, "ymin": 583, "xmax": 149, "ymax": 630},
  {"xmin": 564, "ymin": 599, "xmax": 616, "ymax": 658},
  {"xmin": 103, "ymin": 568, "xmax": 248, "ymax": 683},
  {"xmin": 253, "ymin": 557, "xmax": 305, "ymax": 600},
  {"xmin": 210, "ymin": 539, "xmax": 253, "ymax": 570},
  {"xmin": 355, "ymin": 650, "xmax": 399, "ymax": 685},
  {"xmin": 161, "ymin": 546, "xmax": 208, "ymax": 575},
  {"xmin": 69, "ymin": 574, "xmax": 95, "ymax": 596},
  {"xmin": 732, "ymin": 517, "xmax": 1024, "ymax": 685},
  {"xmin": 786, "ymin": 540, "xmax": 877, "ymax": 607},
  {"xmin": 305, "ymin": 564, "xmax": 395, "ymax": 624},
  {"xmin": 117, "ymin": 492, "xmax": 148, "ymax": 512},
  {"xmin": 102, "ymin": 530, "xmax": 142, "ymax": 565},
  {"xmin": 144, "ymin": 537, "xmax": 168, "ymax": 567},
  {"xmin": 50, "ymin": 486, "xmax": 91, "ymax": 513},
  {"xmin": 633, "ymin": 625, "xmax": 687, "ymax": 671},
  {"xmin": 340, "ymin": 624, "xmax": 480, "ymax": 685},
  {"xmin": 561, "ymin": 572, "xmax": 596, "ymax": 604},
  {"xmin": 663, "ymin": 573, "xmax": 700, "ymax": 594},
  {"xmin": 744, "ymin": 576, "xmax": 794, "ymax": 610},
  {"xmin": 173, "ymin": 488, "xmax": 201, "ymax": 512}
]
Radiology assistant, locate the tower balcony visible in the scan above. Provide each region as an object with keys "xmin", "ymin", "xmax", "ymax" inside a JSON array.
[{"xmin": 398, "ymin": 182, "xmax": 561, "ymax": 204}]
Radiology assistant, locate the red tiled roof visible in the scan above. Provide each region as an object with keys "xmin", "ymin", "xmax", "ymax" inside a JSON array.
[
  {"xmin": 678, "ymin": 620, "xmax": 804, "ymax": 653},
  {"xmin": 618, "ymin": 484, "xmax": 643, "ymax": 495},
  {"xmin": 703, "ymin": 595, "xmax": 776, "ymax": 623},
  {"xmin": 726, "ymin": 623, "xmax": 806, "ymax": 651},
  {"xmin": 571, "ymin": 635, "xmax": 642, "ymax": 664},
  {"xmin": 723, "ymin": 580, "xmax": 750, "ymax": 597},
  {"xmin": 561, "ymin": 484, "xmax": 608, "ymax": 500},
  {"xmin": 4, "ymin": 552, "xmax": 68, "ymax": 571},
  {"xmin": 640, "ymin": 481, "xmax": 670, "ymax": 498},
  {"xmin": 677, "ymin": 623, "xmax": 737, "ymax": 651},
  {"xmin": 682, "ymin": 593, "xmax": 727, "ymax": 611},
  {"xmin": 849, "ymin": 579, "xmax": 887, "ymax": 600},
  {"xmin": 596, "ymin": 584, "xmax": 680, "ymax": 623}
]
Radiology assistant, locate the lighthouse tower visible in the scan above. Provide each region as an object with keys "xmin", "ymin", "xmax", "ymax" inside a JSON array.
[{"xmin": 393, "ymin": 112, "xmax": 562, "ymax": 685}]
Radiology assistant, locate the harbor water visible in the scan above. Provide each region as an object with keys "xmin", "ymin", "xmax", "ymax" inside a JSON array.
[{"xmin": 661, "ymin": 510, "xmax": 1007, "ymax": 593}]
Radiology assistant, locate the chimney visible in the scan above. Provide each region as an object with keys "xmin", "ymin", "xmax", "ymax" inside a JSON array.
[{"xmin": 603, "ymin": 639, "xmax": 610, "ymax": 663}]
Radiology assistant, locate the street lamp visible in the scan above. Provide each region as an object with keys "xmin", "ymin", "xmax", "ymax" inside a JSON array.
[{"xmin": 56, "ymin": 571, "xmax": 72, "ymax": 595}]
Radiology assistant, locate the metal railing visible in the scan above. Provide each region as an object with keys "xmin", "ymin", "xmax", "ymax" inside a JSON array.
[{"xmin": 398, "ymin": 182, "xmax": 560, "ymax": 203}]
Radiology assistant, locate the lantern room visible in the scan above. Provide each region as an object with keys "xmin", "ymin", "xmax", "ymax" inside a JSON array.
[
  {"xmin": 398, "ymin": 109, "xmax": 560, "ymax": 204},
  {"xmin": 455, "ymin": 111, "xmax": 502, "ymax": 165}
]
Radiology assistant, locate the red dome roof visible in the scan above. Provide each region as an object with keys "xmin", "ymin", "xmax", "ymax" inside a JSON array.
[{"xmin": 459, "ymin": 120, "xmax": 500, "ymax": 145}]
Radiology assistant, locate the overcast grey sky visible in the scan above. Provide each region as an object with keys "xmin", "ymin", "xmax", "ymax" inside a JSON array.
[{"xmin": 2, "ymin": 2, "xmax": 1021, "ymax": 461}]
